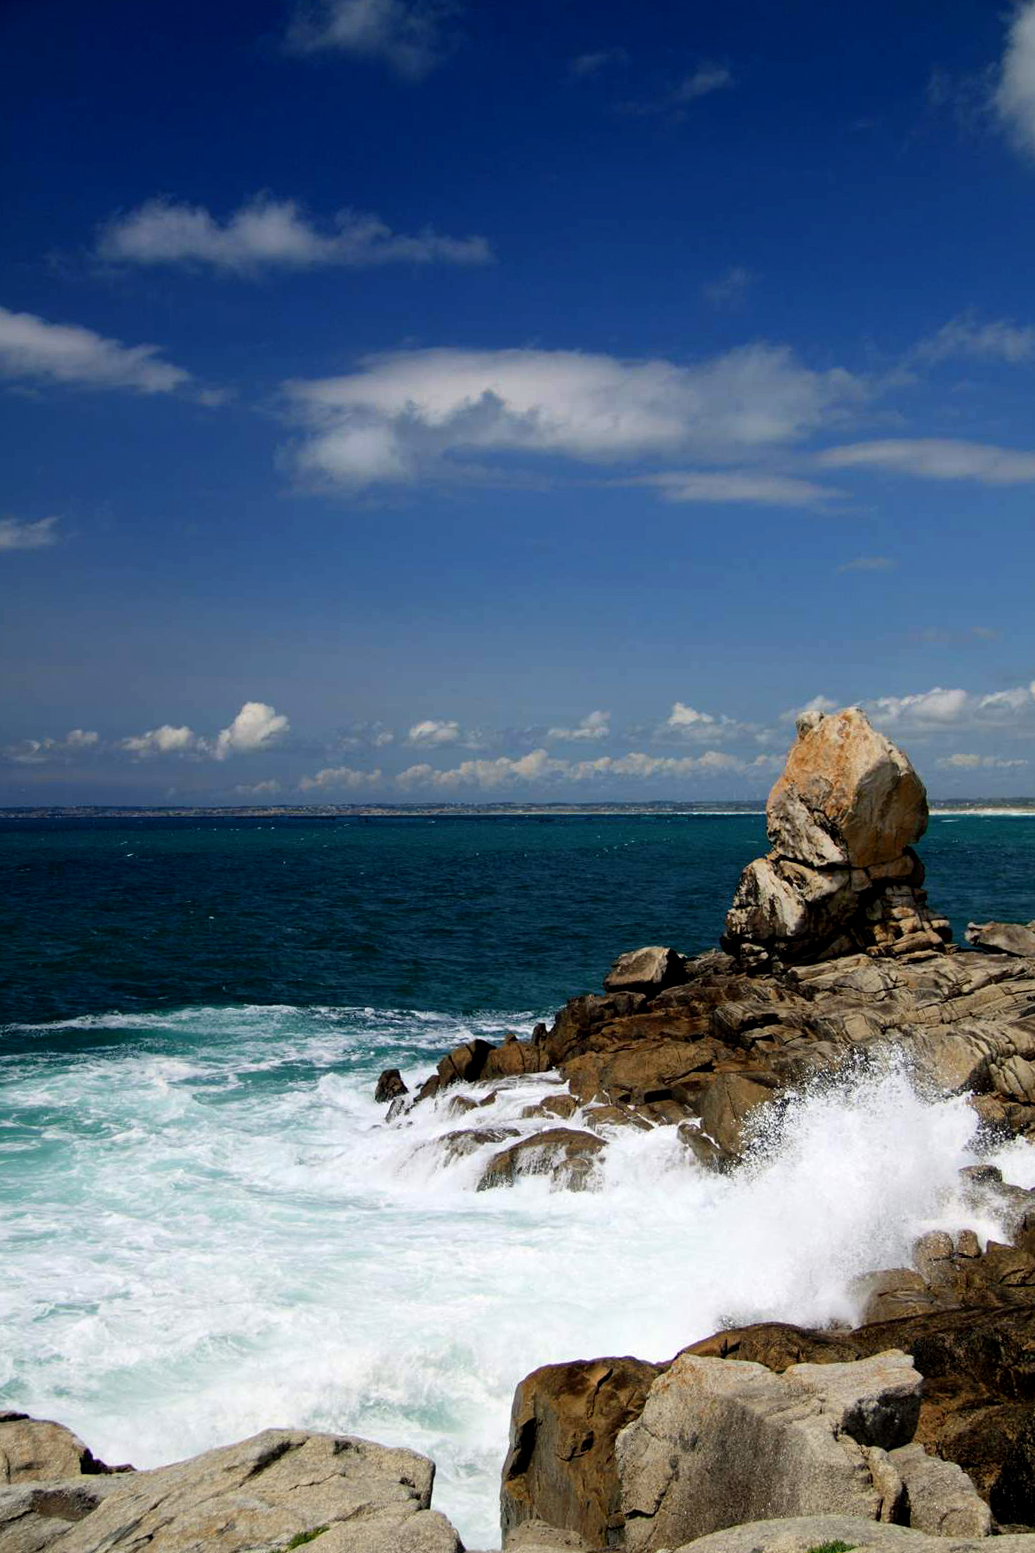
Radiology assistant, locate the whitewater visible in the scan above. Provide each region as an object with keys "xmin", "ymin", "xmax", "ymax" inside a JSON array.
[{"xmin": 2, "ymin": 1000, "xmax": 1032, "ymax": 1548}]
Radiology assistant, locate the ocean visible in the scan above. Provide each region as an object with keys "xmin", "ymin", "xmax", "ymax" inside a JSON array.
[{"xmin": 2, "ymin": 812, "xmax": 1035, "ymax": 1547}]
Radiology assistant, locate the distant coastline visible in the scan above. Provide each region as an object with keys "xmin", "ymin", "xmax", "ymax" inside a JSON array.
[{"xmin": 1, "ymin": 799, "xmax": 1034, "ymax": 820}]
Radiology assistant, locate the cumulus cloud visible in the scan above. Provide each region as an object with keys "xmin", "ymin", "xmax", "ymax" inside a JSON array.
[
  {"xmin": 120, "ymin": 724, "xmax": 200, "ymax": 757},
  {"xmin": 286, "ymin": 0, "xmax": 458, "ymax": 79},
  {"xmin": 818, "ymin": 438, "xmax": 1035, "ymax": 484},
  {"xmin": 939, "ymin": 753, "xmax": 1028, "ymax": 769},
  {"xmin": 781, "ymin": 694, "xmax": 840, "ymax": 722},
  {"xmin": 866, "ymin": 684, "xmax": 1035, "ymax": 732},
  {"xmin": 0, "ymin": 305, "xmax": 191, "ymax": 395},
  {"xmin": 4, "ymin": 729, "xmax": 100, "ymax": 764},
  {"xmin": 0, "ymin": 516, "xmax": 60, "ymax": 551},
  {"xmin": 285, "ymin": 344, "xmax": 862, "ymax": 488},
  {"xmin": 913, "ymin": 312, "xmax": 1035, "ymax": 365},
  {"xmin": 546, "ymin": 710, "xmax": 610, "ymax": 742},
  {"xmin": 395, "ymin": 746, "xmax": 772, "ymax": 790},
  {"xmin": 407, "ymin": 718, "xmax": 460, "ymax": 745},
  {"xmin": 996, "ymin": 0, "xmax": 1035, "ymax": 156},
  {"xmin": 298, "ymin": 764, "xmax": 382, "ymax": 790},
  {"xmin": 641, "ymin": 471, "xmax": 837, "ymax": 506},
  {"xmin": 98, "ymin": 196, "xmax": 491, "ymax": 272},
  {"xmin": 214, "ymin": 701, "xmax": 290, "ymax": 759}
]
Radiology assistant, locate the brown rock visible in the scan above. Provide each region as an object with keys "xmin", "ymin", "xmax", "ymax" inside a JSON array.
[
  {"xmin": 374, "ymin": 1068, "xmax": 408, "ymax": 1104},
  {"xmin": 478, "ymin": 1129, "xmax": 605, "ymax": 1191},
  {"xmin": 0, "ymin": 1414, "xmax": 113, "ymax": 1484},
  {"xmin": 603, "ymin": 946, "xmax": 688, "ymax": 997},
  {"xmin": 500, "ymin": 1357, "xmax": 661, "ymax": 1547}
]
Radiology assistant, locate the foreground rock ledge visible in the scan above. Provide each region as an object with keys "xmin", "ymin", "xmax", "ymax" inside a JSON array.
[{"xmin": 0, "ymin": 1423, "xmax": 464, "ymax": 1553}]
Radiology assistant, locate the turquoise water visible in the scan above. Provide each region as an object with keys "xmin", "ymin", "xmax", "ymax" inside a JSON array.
[{"xmin": 1, "ymin": 813, "xmax": 1034, "ymax": 1546}]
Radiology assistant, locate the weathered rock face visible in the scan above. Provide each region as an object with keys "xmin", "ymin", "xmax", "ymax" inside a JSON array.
[
  {"xmin": 0, "ymin": 1427, "xmax": 462, "ymax": 1553},
  {"xmin": 501, "ymin": 1356, "xmax": 662, "ymax": 1547},
  {"xmin": 604, "ymin": 947, "xmax": 688, "ymax": 996},
  {"xmin": 967, "ymin": 923, "xmax": 1035, "ymax": 959},
  {"xmin": 374, "ymin": 1067, "xmax": 408, "ymax": 1103},
  {"xmin": 614, "ymin": 1351, "xmax": 939, "ymax": 1552},
  {"xmin": 724, "ymin": 708, "xmax": 949, "ymax": 968},
  {"xmin": 0, "ymin": 1413, "xmax": 114, "ymax": 1485},
  {"xmin": 477, "ymin": 1128, "xmax": 605, "ymax": 1191}
]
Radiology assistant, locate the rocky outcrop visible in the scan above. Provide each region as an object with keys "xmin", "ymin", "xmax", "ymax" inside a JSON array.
[
  {"xmin": 0, "ymin": 1413, "xmax": 116, "ymax": 1485},
  {"xmin": 724, "ymin": 708, "xmax": 949, "ymax": 968},
  {"xmin": 501, "ymin": 1357, "xmax": 662, "ymax": 1547},
  {"xmin": 374, "ymin": 1067, "xmax": 408, "ymax": 1103},
  {"xmin": 614, "ymin": 1351, "xmax": 944, "ymax": 1552},
  {"xmin": 604, "ymin": 947, "xmax": 688, "ymax": 996},
  {"xmin": 967, "ymin": 923, "xmax": 1035, "ymax": 958},
  {"xmin": 477, "ymin": 1128, "xmax": 605, "ymax": 1191},
  {"xmin": 0, "ymin": 1427, "xmax": 463, "ymax": 1553}
]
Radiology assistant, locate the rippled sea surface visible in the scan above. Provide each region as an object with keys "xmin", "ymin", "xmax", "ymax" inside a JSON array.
[{"xmin": 2, "ymin": 813, "xmax": 1034, "ymax": 1546}]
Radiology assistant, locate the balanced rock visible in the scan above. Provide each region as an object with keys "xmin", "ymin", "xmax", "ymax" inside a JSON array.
[
  {"xmin": 768, "ymin": 706, "xmax": 928, "ymax": 868},
  {"xmin": 725, "ymin": 708, "xmax": 949, "ymax": 968}
]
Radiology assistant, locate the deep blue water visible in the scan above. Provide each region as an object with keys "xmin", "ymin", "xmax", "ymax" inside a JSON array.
[{"xmin": 1, "ymin": 813, "xmax": 1034, "ymax": 1029}]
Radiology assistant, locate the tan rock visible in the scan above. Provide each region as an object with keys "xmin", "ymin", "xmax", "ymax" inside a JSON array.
[
  {"xmin": 768, "ymin": 707, "xmax": 928, "ymax": 869},
  {"xmin": 0, "ymin": 1414, "xmax": 111, "ymax": 1485}
]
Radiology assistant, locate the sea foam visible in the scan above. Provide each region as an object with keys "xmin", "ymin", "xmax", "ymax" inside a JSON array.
[{"xmin": 0, "ymin": 1001, "xmax": 1027, "ymax": 1547}]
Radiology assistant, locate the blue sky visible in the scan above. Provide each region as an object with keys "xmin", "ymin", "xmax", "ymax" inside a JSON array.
[{"xmin": 3, "ymin": 0, "xmax": 1035, "ymax": 804}]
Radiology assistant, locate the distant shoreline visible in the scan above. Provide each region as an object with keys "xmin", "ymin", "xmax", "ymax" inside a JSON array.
[{"xmin": 2, "ymin": 800, "xmax": 1034, "ymax": 820}]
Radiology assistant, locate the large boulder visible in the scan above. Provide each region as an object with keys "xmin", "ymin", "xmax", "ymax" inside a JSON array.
[
  {"xmin": 614, "ymin": 1351, "xmax": 928, "ymax": 1552},
  {"xmin": 501, "ymin": 1356, "xmax": 662, "ymax": 1547},
  {"xmin": 967, "ymin": 923, "xmax": 1035, "ymax": 959},
  {"xmin": 0, "ymin": 1413, "xmax": 113, "ymax": 1484},
  {"xmin": 0, "ymin": 1427, "xmax": 462, "ymax": 1553},
  {"xmin": 768, "ymin": 707, "xmax": 928, "ymax": 869},
  {"xmin": 604, "ymin": 947, "xmax": 688, "ymax": 997}
]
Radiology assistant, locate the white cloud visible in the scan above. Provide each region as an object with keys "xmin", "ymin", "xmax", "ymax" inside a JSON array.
[
  {"xmin": 837, "ymin": 555, "xmax": 895, "ymax": 573},
  {"xmin": 818, "ymin": 438, "xmax": 1035, "ymax": 484},
  {"xmin": 3, "ymin": 729, "xmax": 101, "ymax": 764},
  {"xmin": 234, "ymin": 779, "xmax": 284, "ymax": 796},
  {"xmin": 286, "ymin": 344, "xmax": 862, "ymax": 488},
  {"xmin": 337, "ymin": 720, "xmax": 395, "ymax": 749},
  {"xmin": 407, "ymin": 717, "xmax": 460, "ymax": 745},
  {"xmin": 780, "ymin": 694, "xmax": 839, "ymax": 722},
  {"xmin": 286, "ymin": 0, "xmax": 456, "ymax": 78},
  {"xmin": 0, "ymin": 516, "xmax": 60, "ymax": 551},
  {"xmin": 214, "ymin": 701, "xmax": 290, "ymax": 760},
  {"xmin": 98, "ymin": 196, "xmax": 491, "ymax": 272},
  {"xmin": 667, "ymin": 703, "xmax": 716, "ymax": 730},
  {"xmin": 547, "ymin": 710, "xmax": 610, "ymax": 742},
  {"xmin": 394, "ymin": 745, "xmax": 771, "ymax": 790},
  {"xmin": 939, "ymin": 753, "xmax": 1028, "ymax": 769},
  {"xmin": 996, "ymin": 1, "xmax": 1035, "ymax": 156},
  {"xmin": 642, "ymin": 471, "xmax": 837, "ymax": 506},
  {"xmin": 869, "ymin": 687, "xmax": 971, "ymax": 726},
  {"xmin": 0, "ymin": 305, "xmax": 191, "ymax": 395},
  {"xmin": 121, "ymin": 724, "xmax": 199, "ymax": 757},
  {"xmin": 866, "ymin": 684, "xmax": 1035, "ymax": 733},
  {"xmin": 914, "ymin": 312, "xmax": 1035, "ymax": 364},
  {"xmin": 298, "ymin": 765, "xmax": 382, "ymax": 791}
]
